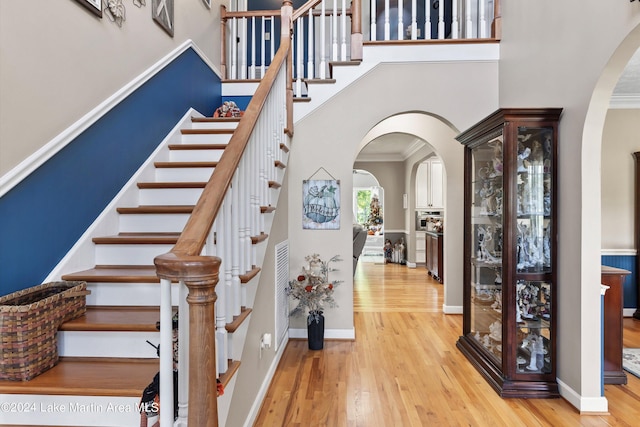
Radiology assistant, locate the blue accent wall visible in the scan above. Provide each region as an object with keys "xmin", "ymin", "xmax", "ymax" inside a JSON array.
[
  {"xmin": 601, "ymin": 254, "xmax": 637, "ymax": 309},
  {"xmin": 0, "ymin": 47, "xmax": 222, "ymax": 296}
]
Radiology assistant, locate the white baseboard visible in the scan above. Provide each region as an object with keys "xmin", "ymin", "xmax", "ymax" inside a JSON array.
[
  {"xmin": 601, "ymin": 249, "xmax": 637, "ymax": 256},
  {"xmin": 406, "ymin": 261, "xmax": 417, "ymax": 268},
  {"xmin": 624, "ymin": 308, "xmax": 638, "ymax": 317},
  {"xmin": 557, "ymin": 378, "xmax": 609, "ymax": 413},
  {"xmin": 443, "ymin": 304, "xmax": 463, "ymax": 314},
  {"xmin": 288, "ymin": 328, "xmax": 356, "ymax": 340},
  {"xmin": 243, "ymin": 333, "xmax": 289, "ymax": 427}
]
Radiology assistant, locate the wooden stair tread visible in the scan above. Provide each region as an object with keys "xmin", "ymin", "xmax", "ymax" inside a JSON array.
[
  {"xmin": 274, "ymin": 160, "xmax": 286, "ymax": 169},
  {"xmin": 154, "ymin": 161, "xmax": 218, "ymax": 168},
  {"xmin": 293, "ymin": 97, "xmax": 312, "ymax": 103},
  {"xmin": 0, "ymin": 358, "xmax": 159, "ymax": 397},
  {"xmin": 279, "ymin": 142, "xmax": 290, "ymax": 153},
  {"xmin": 62, "ymin": 265, "xmax": 162, "ymax": 283},
  {"xmin": 92, "ymin": 232, "xmax": 181, "ymax": 244},
  {"xmin": 117, "ymin": 205, "xmax": 194, "ymax": 214},
  {"xmin": 191, "ymin": 116, "xmax": 241, "ymax": 123},
  {"xmin": 226, "ymin": 307, "xmax": 252, "ymax": 333},
  {"xmin": 137, "ymin": 181, "xmax": 206, "ymax": 189},
  {"xmin": 251, "ymin": 233, "xmax": 269, "ymax": 244},
  {"xmin": 261, "ymin": 206, "xmax": 276, "ymax": 213},
  {"xmin": 304, "ymin": 78, "xmax": 337, "ymax": 84},
  {"xmin": 269, "ymin": 181, "xmax": 281, "ymax": 189},
  {"xmin": 59, "ymin": 306, "xmax": 160, "ymax": 332},
  {"xmin": 219, "ymin": 360, "xmax": 241, "ymax": 389},
  {"xmin": 180, "ymin": 129, "xmax": 234, "ymax": 135},
  {"xmin": 168, "ymin": 143, "xmax": 228, "ymax": 150}
]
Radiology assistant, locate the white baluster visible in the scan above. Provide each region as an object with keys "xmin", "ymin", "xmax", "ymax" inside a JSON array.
[
  {"xmin": 271, "ymin": 16, "xmax": 275, "ymax": 63},
  {"xmin": 438, "ymin": 0, "xmax": 445, "ymax": 39},
  {"xmin": 411, "ymin": 0, "xmax": 417, "ymax": 39},
  {"xmin": 397, "ymin": 0, "xmax": 404, "ymax": 40},
  {"xmin": 216, "ymin": 204, "xmax": 229, "ymax": 374},
  {"xmin": 384, "ymin": 0, "xmax": 390, "ymax": 40},
  {"xmin": 159, "ymin": 278, "xmax": 173, "ymax": 427},
  {"xmin": 260, "ymin": 17, "xmax": 266, "ymax": 78},
  {"xmin": 231, "ymin": 17, "xmax": 238, "ymax": 79},
  {"xmin": 425, "ymin": 0, "xmax": 432, "ymax": 40},
  {"xmin": 232, "ymin": 173, "xmax": 242, "ymax": 316},
  {"xmin": 479, "ymin": 0, "xmax": 487, "ymax": 38},
  {"xmin": 341, "ymin": 0, "xmax": 347, "ymax": 59},
  {"xmin": 452, "ymin": 0, "xmax": 459, "ymax": 39},
  {"xmin": 307, "ymin": 10, "xmax": 314, "ymax": 79},
  {"xmin": 174, "ymin": 281, "xmax": 189, "ymax": 427},
  {"xmin": 240, "ymin": 17, "xmax": 248, "ymax": 79},
  {"xmin": 371, "ymin": 0, "xmax": 377, "ymax": 41},
  {"xmin": 320, "ymin": 1, "xmax": 327, "ymax": 78},
  {"xmin": 250, "ymin": 16, "xmax": 256, "ymax": 79},
  {"xmin": 332, "ymin": 0, "xmax": 338, "ymax": 61},
  {"xmin": 465, "ymin": 0, "xmax": 473, "ymax": 38},
  {"xmin": 296, "ymin": 18, "xmax": 303, "ymax": 97}
]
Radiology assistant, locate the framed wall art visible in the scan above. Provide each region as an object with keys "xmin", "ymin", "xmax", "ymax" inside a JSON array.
[
  {"xmin": 202, "ymin": 0, "xmax": 212, "ymax": 9},
  {"xmin": 75, "ymin": 0, "xmax": 102, "ymax": 17},
  {"xmin": 152, "ymin": 0, "xmax": 174, "ymax": 37},
  {"xmin": 302, "ymin": 179, "xmax": 341, "ymax": 230}
]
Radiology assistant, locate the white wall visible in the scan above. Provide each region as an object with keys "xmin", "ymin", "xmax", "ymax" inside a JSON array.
[
  {"xmin": 499, "ymin": 0, "xmax": 640, "ymax": 411},
  {"xmin": 288, "ymin": 59, "xmax": 498, "ymax": 331},
  {"xmin": 0, "ymin": 0, "xmax": 221, "ymax": 175},
  {"xmin": 602, "ymin": 109, "xmax": 640, "ymax": 250}
]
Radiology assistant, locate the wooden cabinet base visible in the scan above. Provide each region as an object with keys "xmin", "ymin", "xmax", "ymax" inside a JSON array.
[{"xmin": 456, "ymin": 336, "xmax": 560, "ymax": 398}]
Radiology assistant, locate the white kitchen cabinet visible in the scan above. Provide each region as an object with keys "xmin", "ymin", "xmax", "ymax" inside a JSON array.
[{"xmin": 416, "ymin": 158, "xmax": 444, "ymax": 209}]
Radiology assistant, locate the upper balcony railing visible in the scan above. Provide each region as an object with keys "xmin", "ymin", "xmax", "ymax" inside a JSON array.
[{"xmin": 222, "ymin": 0, "xmax": 500, "ymax": 96}]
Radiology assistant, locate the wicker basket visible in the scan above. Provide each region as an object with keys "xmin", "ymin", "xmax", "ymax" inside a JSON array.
[{"xmin": 0, "ymin": 281, "xmax": 89, "ymax": 381}]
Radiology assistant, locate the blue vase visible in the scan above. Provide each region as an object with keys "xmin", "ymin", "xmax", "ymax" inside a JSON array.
[{"xmin": 307, "ymin": 311, "xmax": 325, "ymax": 350}]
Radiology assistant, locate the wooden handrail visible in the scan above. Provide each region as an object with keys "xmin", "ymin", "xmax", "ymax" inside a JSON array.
[
  {"xmin": 155, "ymin": 1, "xmax": 293, "ymax": 424},
  {"xmin": 292, "ymin": 0, "xmax": 324, "ymax": 21}
]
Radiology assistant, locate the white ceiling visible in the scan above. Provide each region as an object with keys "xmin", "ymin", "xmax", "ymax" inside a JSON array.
[{"xmin": 357, "ymin": 49, "xmax": 640, "ymax": 161}]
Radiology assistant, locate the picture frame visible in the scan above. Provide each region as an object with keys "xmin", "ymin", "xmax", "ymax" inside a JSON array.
[
  {"xmin": 75, "ymin": 0, "xmax": 102, "ymax": 17},
  {"xmin": 152, "ymin": 0, "xmax": 174, "ymax": 37},
  {"xmin": 302, "ymin": 179, "xmax": 341, "ymax": 230}
]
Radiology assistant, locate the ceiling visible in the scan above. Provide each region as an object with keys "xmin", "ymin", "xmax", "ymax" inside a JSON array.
[{"xmin": 356, "ymin": 48, "xmax": 640, "ymax": 162}]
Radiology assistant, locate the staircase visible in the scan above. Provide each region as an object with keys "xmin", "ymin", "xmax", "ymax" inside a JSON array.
[{"xmin": 0, "ymin": 104, "xmax": 288, "ymax": 425}]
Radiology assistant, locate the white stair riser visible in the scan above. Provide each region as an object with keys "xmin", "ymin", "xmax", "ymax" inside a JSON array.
[
  {"xmin": 119, "ymin": 213, "xmax": 190, "ymax": 233},
  {"xmin": 58, "ymin": 331, "xmax": 160, "ymax": 358},
  {"xmin": 169, "ymin": 149, "xmax": 224, "ymax": 162},
  {"xmin": 155, "ymin": 167, "xmax": 214, "ymax": 182},
  {"xmin": 191, "ymin": 121, "xmax": 238, "ymax": 130},
  {"xmin": 138, "ymin": 187, "xmax": 203, "ymax": 205},
  {"xmin": 86, "ymin": 282, "xmax": 180, "ymax": 306},
  {"xmin": 95, "ymin": 244, "xmax": 175, "ymax": 265},
  {"xmin": 0, "ymin": 395, "xmax": 143, "ymax": 426},
  {"xmin": 181, "ymin": 133, "xmax": 232, "ymax": 145}
]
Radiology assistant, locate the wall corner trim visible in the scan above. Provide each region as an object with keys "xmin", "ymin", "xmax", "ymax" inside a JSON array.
[{"xmin": 0, "ymin": 39, "xmax": 220, "ymax": 198}]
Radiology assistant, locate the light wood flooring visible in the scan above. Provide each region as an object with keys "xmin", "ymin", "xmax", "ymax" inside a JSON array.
[{"xmin": 254, "ymin": 262, "xmax": 640, "ymax": 426}]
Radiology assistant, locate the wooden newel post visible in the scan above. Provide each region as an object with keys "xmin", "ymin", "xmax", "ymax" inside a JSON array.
[
  {"xmin": 155, "ymin": 253, "xmax": 221, "ymax": 427},
  {"xmin": 282, "ymin": 0, "xmax": 294, "ymax": 136},
  {"xmin": 221, "ymin": 5, "xmax": 228, "ymax": 79},
  {"xmin": 350, "ymin": 0, "xmax": 363, "ymax": 60},
  {"xmin": 634, "ymin": 152, "xmax": 640, "ymax": 320}
]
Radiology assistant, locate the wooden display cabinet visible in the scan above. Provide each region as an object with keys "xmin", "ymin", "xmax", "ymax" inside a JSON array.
[{"xmin": 456, "ymin": 108, "xmax": 562, "ymax": 398}]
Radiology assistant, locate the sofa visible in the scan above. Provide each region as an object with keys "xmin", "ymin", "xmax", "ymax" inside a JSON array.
[{"xmin": 353, "ymin": 224, "xmax": 368, "ymax": 274}]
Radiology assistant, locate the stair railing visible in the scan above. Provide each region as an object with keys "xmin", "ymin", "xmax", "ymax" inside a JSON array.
[
  {"xmin": 222, "ymin": 0, "xmax": 499, "ymax": 93},
  {"xmin": 154, "ymin": 2, "xmax": 293, "ymax": 426},
  {"xmin": 222, "ymin": 0, "xmax": 357, "ymax": 96}
]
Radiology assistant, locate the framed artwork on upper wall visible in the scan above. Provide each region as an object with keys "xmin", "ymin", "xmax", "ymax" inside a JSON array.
[
  {"xmin": 302, "ymin": 179, "xmax": 341, "ymax": 230},
  {"xmin": 74, "ymin": 0, "xmax": 102, "ymax": 17},
  {"xmin": 152, "ymin": 0, "xmax": 174, "ymax": 37}
]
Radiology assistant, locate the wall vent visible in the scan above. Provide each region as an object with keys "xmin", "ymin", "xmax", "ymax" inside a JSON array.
[{"xmin": 275, "ymin": 240, "xmax": 289, "ymax": 351}]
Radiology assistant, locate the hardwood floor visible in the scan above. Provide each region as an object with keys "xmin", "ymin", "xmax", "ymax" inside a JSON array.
[{"xmin": 254, "ymin": 262, "xmax": 640, "ymax": 426}]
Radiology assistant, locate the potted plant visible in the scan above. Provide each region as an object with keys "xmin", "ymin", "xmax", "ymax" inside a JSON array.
[{"xmin": 287, "ymin": 254, "xmax": 342, "ymax": 350}]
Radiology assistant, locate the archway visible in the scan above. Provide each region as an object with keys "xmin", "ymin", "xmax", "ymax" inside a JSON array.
[{"xmin": 353, "ymin": 111, "xmax": 464, "ymax": 312}]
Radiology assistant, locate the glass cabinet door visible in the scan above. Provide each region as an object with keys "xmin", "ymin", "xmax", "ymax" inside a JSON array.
[
  {"xmin": 469, "ymin": 135, "xmax": 504, "ymax": 364},
  {"xmin": 514, "ymin": 126, "xmax": 553, "ymax": 375}
]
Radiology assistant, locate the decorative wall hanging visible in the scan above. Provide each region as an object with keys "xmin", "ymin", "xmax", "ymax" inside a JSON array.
[
  {"xmin": 133, "ymin": 0, "xmax": 146, "ymax": 6},
  {"xmin": 104, "ymin": 0, "xmax": 126, "ymax": 27},
  {"xmin": 302, "ymin": 168, "xmax": 340, "ymax": 230},
  {"xmin": 75, "ymin": 0, "xmax": 102, "ymax": 17},
  {"xmin": 152, "ymin": 0, "xmax": 174, "ymax": 37},
  {"xmin": 202, "ymin": 0, "xmax": 211, "ymax": 9}
]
